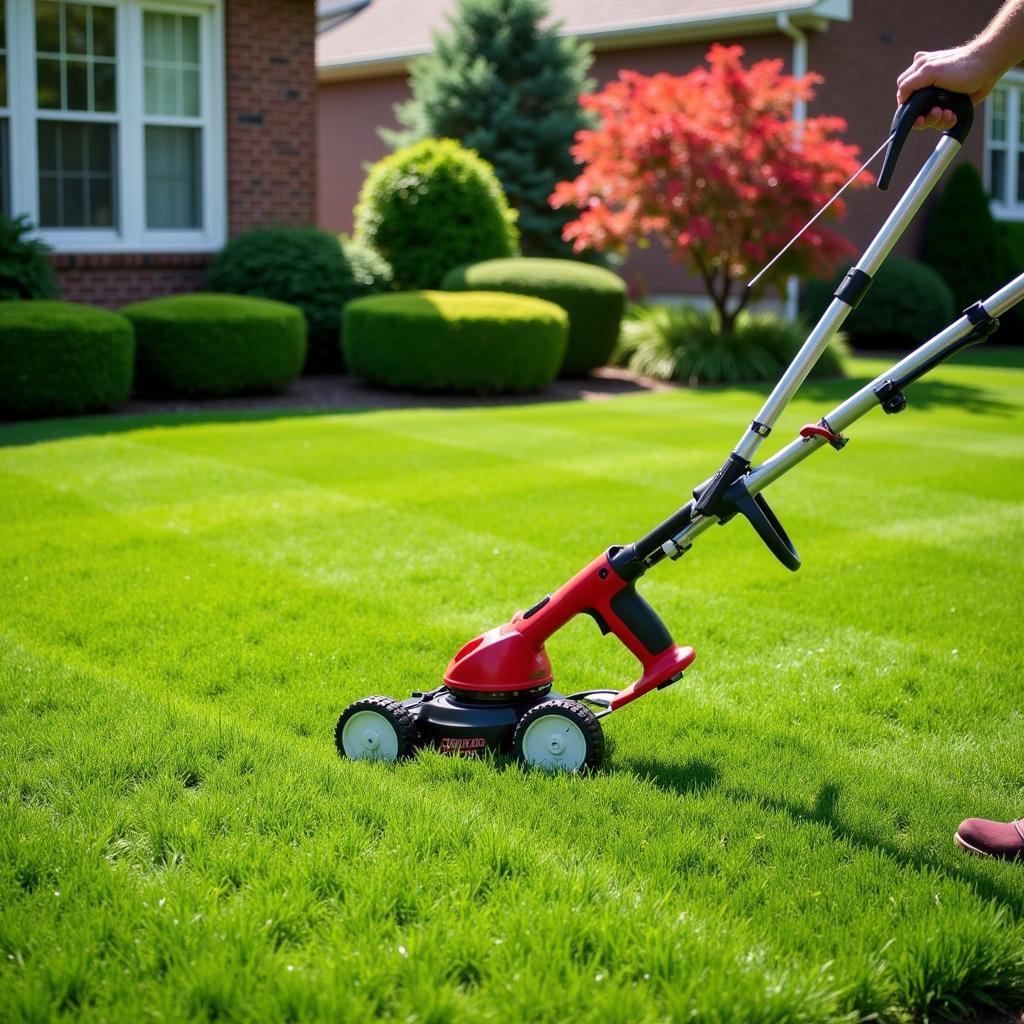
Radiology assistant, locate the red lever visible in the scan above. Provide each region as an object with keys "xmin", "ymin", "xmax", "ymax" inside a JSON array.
[{"xmin": 799, "ymin": 422, "xmax": 847, "ymax": 449}]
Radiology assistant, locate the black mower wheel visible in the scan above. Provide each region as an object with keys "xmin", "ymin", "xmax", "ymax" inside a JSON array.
[
  {"xmin": 335, "ymin": 696, "xmax": 418, "ymax": 762},
  {"xmin": 512, "ymin": 699, "xmax": 604, "ymax": 773}
]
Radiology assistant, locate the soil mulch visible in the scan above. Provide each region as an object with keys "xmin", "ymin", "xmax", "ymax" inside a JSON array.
[{"xmin": 119, "ymin": 367, "xmax": 678, "ymax": 416}]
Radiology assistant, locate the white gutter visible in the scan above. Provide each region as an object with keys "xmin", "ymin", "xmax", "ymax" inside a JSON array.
[{"xmin": 776, "ymin": 12, "xmax": 808, "ymax": 319}]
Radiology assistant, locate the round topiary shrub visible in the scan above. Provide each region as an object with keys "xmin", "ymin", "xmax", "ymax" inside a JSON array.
[
  {"xmin": 803, "ymin": 257, "xmax": 955, "ymax": 350},
  {"xmin": 0, "ymin": 301, "xmax": 133, "ymax": 418},
  {"xmin": 354, "ymin": 139, "xmax": 520, "ymax": 290},
  {"xmin": 343, "ymin": 291, "xmax": 567, "ymax": 394},
  {"xmin": 122, "ymin": 293, "xmax": 306, "ymax": 398},
  {"xmin": 441, "ymin": 257, "xmax": 627, "ymax": 376},
  {"xmin": 204, "ymin": 227, "xmax": 392, "ymax": 373}
]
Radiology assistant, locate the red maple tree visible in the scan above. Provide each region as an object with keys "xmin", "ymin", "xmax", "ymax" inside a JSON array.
[{"xmin": 551, "ymin": 45, "xmax": 869, "ymax": 334}]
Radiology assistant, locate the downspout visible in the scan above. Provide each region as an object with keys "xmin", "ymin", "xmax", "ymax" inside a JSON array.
[{"xmin": 777, "ymin": 13, "xmax": 808, "ymax": 320}]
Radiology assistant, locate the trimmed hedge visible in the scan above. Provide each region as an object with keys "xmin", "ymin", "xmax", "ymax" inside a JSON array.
[
  {"xmin": 442, "ymin": 257, "xmax": 627, "ymax": 375},
  {"xmin": 0, "ymin": 301, "xmax": 133, "ymax": 418},
  {"xmin": 122, "ymin": 293, "xmax": 306, "ymax": 398},
  {"xmin": 803, "ymin": 257, "xmax": 955, "ymax": 350},
  {"xmin": 354, "ymin": 139, "xmax": 519, "ymax": 290},
  {"xmin": 205, "ymin": 227, "xmax": 392, "ymax": 373},
  {"xmin": 343, "ymin": 291, "xmax": 567, "ymax": 393}
]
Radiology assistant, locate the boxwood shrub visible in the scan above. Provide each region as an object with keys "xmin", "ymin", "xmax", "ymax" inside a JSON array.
[
  {"xmin": 354, "ymin": 139, "xmax": 519, "ymax": 290},
  {"xmin": 343, "ymin": 291, "xmax": 567, "ymax": 394},
  {"xmin": 442, "ymin": 257, "xmax": 627, "ymax": 376},
  {"xmin": 122, "ymin": 293, "xmax": 306, "ymax": 398},
  {"xmin": 0, "ymin": 214, "xmax": 58, "ymax": 301},
  {"xmin": 803, "ymin": 257, "xmax": 955, "ymax": 350},
  {"xmin": 205, "ymin": 227, "xmax": 392, "ymax": 373},
  {"xmin": 0, "ymin": 301, "xmax": 133, "ymax": 418}
]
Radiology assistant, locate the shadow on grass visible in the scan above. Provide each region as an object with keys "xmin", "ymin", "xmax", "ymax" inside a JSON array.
[
  {"xmin": 0, "ymin": 371, "xmax": 672, "ymax": 449},
  {"xmin": 629, "ymin": 758, "xmax": 1024, "ymax": 914}
]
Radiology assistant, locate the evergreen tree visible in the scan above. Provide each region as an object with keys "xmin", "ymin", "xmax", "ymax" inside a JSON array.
[
  {"xmin": 923, "ymin": 163, "xmax": 1005, "ymax": 312},
  {"xmin": 384, "ymin": 0, "xmax": 593, "ymax": 257}
]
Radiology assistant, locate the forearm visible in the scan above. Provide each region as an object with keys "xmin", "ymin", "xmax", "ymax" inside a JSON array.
[{"xmin": 971, "ymin": 0, "xmax": 1024, "ymax": 80}]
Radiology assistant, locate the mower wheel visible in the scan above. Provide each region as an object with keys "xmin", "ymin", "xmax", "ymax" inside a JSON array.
[
  {"xmin": 336, "ymin": 696, "xmax": 418, "ymax": 762},
  {"xmin": 512, "ymin": 699, "xmax": 604, "ymax": 772}
]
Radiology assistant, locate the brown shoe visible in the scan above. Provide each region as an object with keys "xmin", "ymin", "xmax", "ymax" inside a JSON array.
[{"xmin": 955, "ymin": 817, "xmax": 1024, "ymax": 860}]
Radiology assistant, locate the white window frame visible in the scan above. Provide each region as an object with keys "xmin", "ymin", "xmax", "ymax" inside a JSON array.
[
  {"xmin": 0, "ymin": 0, "xmax": 9, "ymax": 215},
  {"xmin": 5, "ymin": 0, "xmax": 225, "ymax": 252},
  {"xmin": 985, "ymin": 70, "xmax": 1024, "ymax": 222}
]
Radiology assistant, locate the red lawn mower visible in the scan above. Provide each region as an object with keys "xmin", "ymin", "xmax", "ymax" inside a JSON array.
[{"xmin": 336, "ymin": 88, "xmax": 1024, "ymax": 772}]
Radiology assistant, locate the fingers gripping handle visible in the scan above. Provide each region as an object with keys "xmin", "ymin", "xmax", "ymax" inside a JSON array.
[{"xmin": 878, "ymin": 87, "xmax": 973, "ymax": 190}]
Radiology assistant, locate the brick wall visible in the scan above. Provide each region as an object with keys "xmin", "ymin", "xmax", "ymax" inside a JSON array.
[{"xmin": 57, "ymin": 0, "xmax": 317, "ymax": 307}]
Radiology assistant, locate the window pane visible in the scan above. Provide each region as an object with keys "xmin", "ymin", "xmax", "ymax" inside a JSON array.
[
  {"xmin": 182, "ymin": 69, "xmax": 199, "ymax": 117},
  {"xmin": 92, "ymin": 5, "xmax": 115, "ymax": 57},
  {"xmin": 94, "ymin": 60, "xmax": 115, "ymax": 111},
  {"xmin": 37, "ymin": 58, "xmax": 62, "ymax": 108},
  {"xmin": 143, "ymin": 12, "xmax": 201, "ymax": 117},
  {"xmin": 989, "ymin": 149, "xmax": 1006, "ymax": 203},
  {"xmin": 37, "ymin": 121, "xmax": 116, "ymax": 227},
  {"xmin": 1018, "ymin": 151, "xmax": 1024, "ymax": 205},
  {"xmin": 181, "ymin": 16, "xmax": 199, "ymax": 63},
  {"xmin": 66, "ymin": 59, "xmax": 88, "ymax": 109},
  {"xmin": 990, "ymin": 89, "xmax": 1007, "ymax": 143},
  {"xmin": 0, "ymin": 58, "xmax": 6, "ymax": 110},
  {"xmin": 65, "ymin": 3, "xmax": 88, "ymax": 55},
  {"xmin": 146, "ymin": 125, "xmax": 201, "ymax": 228},
  {"xmin": 36, "ymin": 1, "xmax": 61, "ymax": 53},
  {"xmin": 0, "ymin": 120, "xmax": 8, "ymax": 216},
  {"xmin": 35, "ymin": 2, "xmax": 118, "ymax": 113}
]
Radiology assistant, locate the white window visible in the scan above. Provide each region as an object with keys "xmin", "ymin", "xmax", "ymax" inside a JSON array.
[
  {"xmin": 0, "ymin": 0, "xmax": 8, "ymax": 214},
  {"xmin": 985, "ymin": 73, "xmax": 1024, "ymax": 221},
  {"xmin": 4, "ymin": 0, "xmax": 225, "ymax": 252}
]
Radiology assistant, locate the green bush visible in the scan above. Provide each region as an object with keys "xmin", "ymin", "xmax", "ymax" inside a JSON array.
[
  {"xmin": 0, "ymin": 214, "xmax": 58, "ymax": 301},
  {"xmin": 614, "ymin": 305, "xmax": 847, "ymax": 386},
  {"xmin": 122, "ymin": 293, "xmax": 306, "ymax": 398},
  {"xmin": 205, "ymin": 227, "xmax": 391, "ymax": 373},
  {"xmin": 343, "ymin": 290, "xmax": 566, "ymax": 393},
  {"xmin": 442, "ymin": 257, "xmax": 626, "ymax": 375},
  {"xmin": 803, "ymin": 257, "xmax": 955, "ymax": 350},
  {"xmin": 923, "ymin": 163, "xmax": 1004, "ymax": 315},
  {"xmin": 354, "ymin": 139, "xmax": 519, "ymax": 290},
  {"xmin": 0, "ymin": 301, "xmax": 132, "ymax": 418}
]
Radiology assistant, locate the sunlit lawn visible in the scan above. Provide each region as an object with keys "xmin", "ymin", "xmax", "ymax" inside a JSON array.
[{"xmin": 1, "ymin": 351, "xmax": 1023, "ymax": 1022}]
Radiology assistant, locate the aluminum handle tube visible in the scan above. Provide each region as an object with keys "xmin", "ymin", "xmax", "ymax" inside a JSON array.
[
  {"xmin": 733, "ymin": 134, "xmax": 964, "ymax": 465},
  {"xmin": 667, "ymin": 269, "xmax": 1024, "ymax": 558}
]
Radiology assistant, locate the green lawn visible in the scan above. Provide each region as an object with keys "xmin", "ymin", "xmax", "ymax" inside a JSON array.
[{"xmin": 2, "ymin": 353, "xmax": 1023, "ymax": 1023}]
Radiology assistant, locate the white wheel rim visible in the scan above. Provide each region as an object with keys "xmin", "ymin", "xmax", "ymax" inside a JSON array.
[
  {"xmin": 520, "ymin": 714, "xmax": 588, "ymax": 771},
  {"xmin": 341, "ymin": 710, "xmax": 400, "ymax": 761}
]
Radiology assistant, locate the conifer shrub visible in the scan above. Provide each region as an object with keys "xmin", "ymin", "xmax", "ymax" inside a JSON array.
[
  {"xmin": 205, "ymin": 227, "xmax": 391, "ymax": 373},
  {"xmin": 343, "ymin": 291, "xmax": 566, "ymax": 393},
  {"xmin": 442, "ymin": 257, "xmax": 626, "ymax": 375},
  {"xmin": 386, "ymin": 0, "xmax": 593, "ymax": 257},
  {"xmin": 803, "ymin": 257, "xmax": 955, "ymax": 350},
  {"xmin": 0, "ymin": 214, "xmax": 58, "ymax": 301},
  {"xmin": 122, "ymin": 293, "xmax": 305, "ymax": 398},
  {"xmin": 354, "ymin": 139, "xmax": 519, "ymax": 290},
  {"xmin": 0, "ymin": 301, "xmax": 133, "ymax": 418},
  {"xmin": 923, "ymin": 164, "xmax": 1005, "ymax": 313}
]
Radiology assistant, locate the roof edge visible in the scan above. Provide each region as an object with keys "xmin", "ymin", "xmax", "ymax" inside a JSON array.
[{"xmin": 316, "ymin": 0, "xmax": 850, "ymax": 82}]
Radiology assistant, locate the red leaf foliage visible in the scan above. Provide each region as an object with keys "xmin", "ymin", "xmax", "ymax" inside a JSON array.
[{"xmin": 551, "ymin": 45, "xmax": 870, "ymax": 317}]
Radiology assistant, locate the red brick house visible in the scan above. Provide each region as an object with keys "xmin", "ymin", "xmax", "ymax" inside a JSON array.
[
  {"xmin": 1, "ymin": 0, "xmax": 317, "ymax": 306},
  {"xmin": 316, "ymin": 0, "xmax": 1009, "ymax": 297}
]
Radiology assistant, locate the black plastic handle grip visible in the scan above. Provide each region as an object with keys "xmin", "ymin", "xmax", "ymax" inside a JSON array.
[
  {"xmin": 721, "ymin": 479, "xmax": 801, "ymax": 572},
  {"xmin": 878, "ymin": 87, "xmax": 973, "ymax": 191},
  {"xmin": 609, "ymin": 583, "xmax": 674, "ymax": 656}
]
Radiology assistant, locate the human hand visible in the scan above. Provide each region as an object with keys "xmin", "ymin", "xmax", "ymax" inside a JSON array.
[{"xmin": 896, "ymin": 45, "xmax": 997, "ymax": 129}]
